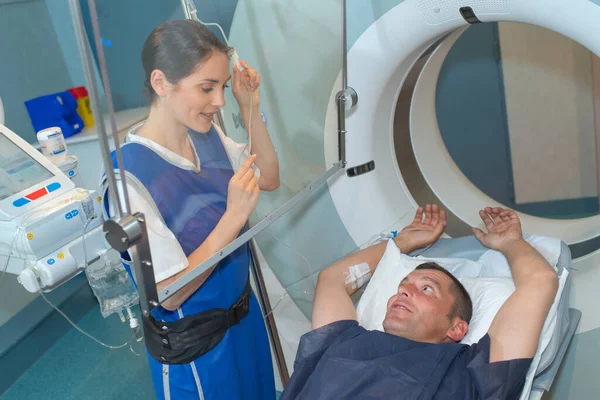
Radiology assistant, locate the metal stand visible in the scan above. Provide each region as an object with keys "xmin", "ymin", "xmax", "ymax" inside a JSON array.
[
  {"xmin": 336, "ymin": 0, "xmax": 359, "ymax": 166},
  {"xmin": 71, "ymin": 0, "xmax": 159, "ymax": 318},
  {"xmin": 249, "ymin": 240, "xmax": 290, "ymax": 386}
]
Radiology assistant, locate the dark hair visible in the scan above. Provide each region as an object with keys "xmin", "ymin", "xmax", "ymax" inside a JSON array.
[
  {"xmin": 142, "ymin": 20, "xmax": 231, "ymax": 101},
  {"xmin": 415, "ymin": 262, "xmax": 473, "ymax": 324}
]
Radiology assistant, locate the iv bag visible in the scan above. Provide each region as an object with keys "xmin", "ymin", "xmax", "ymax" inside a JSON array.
[{"xmin": 86, "ymin": 250, "xmax": 138, "ymax": 318}]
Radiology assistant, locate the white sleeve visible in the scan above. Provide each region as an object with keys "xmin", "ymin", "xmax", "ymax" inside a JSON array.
[
  {"xmin": 214, "ymin": 123, "xmax": 261, "ymax": 177},
  {"xmin": 108, "ymin": 179, "xmax": 189, "ymax": 283}
]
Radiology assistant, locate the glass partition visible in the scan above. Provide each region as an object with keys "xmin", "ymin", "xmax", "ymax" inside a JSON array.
[{"xmin": 221, "ymin": 0, "xmax": 355, "ymax": 319}]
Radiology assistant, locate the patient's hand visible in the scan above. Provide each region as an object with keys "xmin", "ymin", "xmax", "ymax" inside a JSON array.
[
  {"xmin": 398, "ymin": 204, "xmax": 446, "ymax": 251},
  {"xmin": 472, "ymin": 207, "xmax": 523, "ymax": 252}
]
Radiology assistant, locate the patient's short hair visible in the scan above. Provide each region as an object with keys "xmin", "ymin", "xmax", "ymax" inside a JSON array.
[{"xmin": 416, "ymin": 263, "xmax": 473, "ymax": 324}]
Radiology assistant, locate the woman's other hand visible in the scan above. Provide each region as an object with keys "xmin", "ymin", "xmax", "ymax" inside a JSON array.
[
  {"xmin": 226, "ymin": 154, "xmax": 260, "ymax": 223},
  {"xmin": 232, "ymin": 60, "xmax": 260, "ymax": 109}
]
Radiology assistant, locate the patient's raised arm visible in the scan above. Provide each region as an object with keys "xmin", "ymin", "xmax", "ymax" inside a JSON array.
[
  {"xmin": 472, "ymin": 207, "xmax": 559, "ymax": 363},
  {"xmin": 311, "ymin": 204, "xmax": 446, "ymax": 330}
]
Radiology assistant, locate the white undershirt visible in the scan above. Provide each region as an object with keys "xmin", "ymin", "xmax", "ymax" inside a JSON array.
[{"xmin": 103, "ymin": 121, "xmax": 257, "ymax": 283}]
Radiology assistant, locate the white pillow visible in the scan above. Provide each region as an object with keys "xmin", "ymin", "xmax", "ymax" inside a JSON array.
[
  {"xmin": 457, "ymin": 277, "xmax": 514, "ymax": 344},
  {"xmin": 477, "ymin": 234, "xmax": 562, "ymax": 277}
]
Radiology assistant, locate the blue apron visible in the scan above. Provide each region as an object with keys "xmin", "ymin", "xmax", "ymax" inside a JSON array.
[{"xmin": 105, "ymin": 126, "xmax": 275, "ymax": 400}]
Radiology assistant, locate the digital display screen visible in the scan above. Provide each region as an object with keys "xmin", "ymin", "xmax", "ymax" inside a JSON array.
[{"xmin": 0, "ymin": 134, "xmax": 55, "ymax": 201}]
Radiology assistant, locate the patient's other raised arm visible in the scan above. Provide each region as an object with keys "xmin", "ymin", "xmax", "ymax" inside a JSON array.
[{"xmin": 472, "ymin": 207, "xmax": 559, "ymax": 363}]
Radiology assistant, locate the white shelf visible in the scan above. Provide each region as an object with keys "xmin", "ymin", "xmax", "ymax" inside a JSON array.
[
  {"xmin": 67, "ymin": 107, "xmax": 148, "ymax": 145},
  {"xmin": 33, "ymin": 107, "xmax": 148, "ymax": 148}
]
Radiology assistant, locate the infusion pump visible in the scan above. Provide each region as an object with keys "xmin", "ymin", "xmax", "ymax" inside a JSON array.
[{"xmin": 0, "ymin": 124, "xmax": 109, "ymax": 293}]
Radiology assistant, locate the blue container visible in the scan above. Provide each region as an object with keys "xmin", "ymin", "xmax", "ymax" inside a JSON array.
[{"xmin": 24, "ymin": 91, "xmax": 84, "ymax": 138}]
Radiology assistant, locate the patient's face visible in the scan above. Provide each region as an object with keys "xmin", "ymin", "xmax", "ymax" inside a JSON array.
[{"xmin": 382, "ymin": 269, "xmax": 459, "ymax": 344}]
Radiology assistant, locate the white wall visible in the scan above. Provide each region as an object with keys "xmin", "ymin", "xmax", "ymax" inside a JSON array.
[
  {"xmin": 498, "ymin": 22, "xmax": 598, "ymax": 204},
  {"xmin": 45, "ymin": 0, "xmax": 107, "ymax": 109},
  {"xmin": 0, "ymin": 0, "xmax": 74, "ymax": 143}
]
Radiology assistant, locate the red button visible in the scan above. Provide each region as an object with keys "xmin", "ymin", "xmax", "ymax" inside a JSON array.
[{"xmin": 26, "ymin": 187, "xmax": 48, "ymax": 201}]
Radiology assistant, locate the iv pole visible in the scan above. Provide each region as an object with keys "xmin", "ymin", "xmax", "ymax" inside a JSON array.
[{"xmin": 69, "ymin": 0, "xmax": 159, "ymax": 319}]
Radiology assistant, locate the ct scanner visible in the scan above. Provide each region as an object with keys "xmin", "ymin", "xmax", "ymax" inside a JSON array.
[
  {"xmin": 324, "ymin": 0, "xmax": 600, "ymax": 256},
  {"xmin": 220, "ymin": 0, "xmax": 600, "ymax": 394}
]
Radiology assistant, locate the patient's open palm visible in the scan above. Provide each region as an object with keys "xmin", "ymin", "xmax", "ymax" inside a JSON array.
[
  {"xmin": 472, "ymin": 207, "xmax": 522, "ymax": 251},
  {"xmin": 401, "ymin": 204, "xmax": 447, "ymax": 249}
]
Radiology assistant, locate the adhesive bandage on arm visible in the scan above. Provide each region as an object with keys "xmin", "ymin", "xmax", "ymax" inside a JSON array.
[{"xmin": 344, "ymin": 263, "xmax": 372, "ymax": 290}]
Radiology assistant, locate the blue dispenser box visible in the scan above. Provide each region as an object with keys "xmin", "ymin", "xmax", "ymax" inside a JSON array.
[{"xmin": 25, "ymin": 91, "xmax": 84, "ymax": 138}]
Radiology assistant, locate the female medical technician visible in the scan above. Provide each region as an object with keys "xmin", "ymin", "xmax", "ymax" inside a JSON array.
[{"xmin": 102, "ymin": 20, "xmax": 279, "ymax": 400}]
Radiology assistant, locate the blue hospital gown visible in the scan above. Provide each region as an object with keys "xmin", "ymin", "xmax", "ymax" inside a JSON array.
[{"xmin": 280, "ymin": 320, "xmax": 532, "ymax": 400}]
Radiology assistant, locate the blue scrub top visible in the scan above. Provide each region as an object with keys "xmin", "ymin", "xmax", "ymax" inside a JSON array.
[{"xmin": 281, "ymin": 320, "xmax": 532, "ymax": 400}]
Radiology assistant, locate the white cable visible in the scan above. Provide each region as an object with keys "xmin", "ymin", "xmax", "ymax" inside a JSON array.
[
  {"xmin": 127, "ymin": 306, "xmax": 144, "ymax": 343},
  {"xmin": 362, "ymin": 207, "xmax": 418, "ymax": 249},
  {"xmin": 248, "ymin": 92, "xmax": 253, "ymax": 155},
  {"xmin": 194, "ymin": 15, "xmax": 229, "ymax": 46},
  {"xmin": 38, "ymin": 216, "xmax": 130, "ymax": 349},
  {"xmin": 263, "ymin": 288, "xmax": 315, "ymax": 320},
  {"xmin": 234, "ymin": 86, "xmax": 254, "ymax": 168},
  {"xmin": 28, "ymin": 253, "xmax": 131, "ymax": 350},
  {"xmin": 261, "ymin": 229, "xmax": 315, "ymax": 287},
  {"xmin": 191, "ymin": 8, "xmax": 244, "ymax": 72},
  {"xmin": 81, "ymin": 217, "xmax": 94, "ymax": 283},
  {"xmin": 129, "ymin": 340, "xmax": 143, "ymax": 356},
  {"xmin": 38, "ymin": 290, "xmax": 131, "ymax": 349},
  {"xmin": 258, "ymin": 229, "xmax": 319, "ymax": 319},
  {"xmin": 192, "ymin": 17, "xmax": 252, "ymax": 161},
  {"xmin": 38, "ymin": 208, "xmax": 135, "ymax": 351}
]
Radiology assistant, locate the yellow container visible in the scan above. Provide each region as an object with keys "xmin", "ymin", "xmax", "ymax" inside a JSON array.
[{"xmin": 68, "ymin": 86, "xmax": 95, "ymax": 128}]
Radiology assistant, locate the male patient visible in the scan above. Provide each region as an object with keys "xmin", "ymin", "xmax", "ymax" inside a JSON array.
[{"xmin": 280, "ymin": 204, "xmax": 559, "ymax": 400}]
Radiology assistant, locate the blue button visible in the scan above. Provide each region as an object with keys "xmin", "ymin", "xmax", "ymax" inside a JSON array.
[
  {"xmin": 12, "ymin": 198, "xmax": 30, "ymax": 207},
  {"xmin": 65, "ymin": 213, "xmax": 73, "ymax": 220},
  {"xmin": 71, "ymin": 209, "xmax": 79, "ymax": 217},
  {"xmin": 47, "ymin": 259, "xmax": 55, "ymax": 265},
  {"xmin": 68, "ymin": 171, "xmax": 74, "ymax": 177},
  {"xmin": 46, "ymin": 182, "xmax": 62, "ymax": 192}
]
